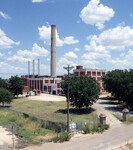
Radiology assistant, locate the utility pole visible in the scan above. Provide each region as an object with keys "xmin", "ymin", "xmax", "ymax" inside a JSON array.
[{"xmin": 63, "ymin": 65, "xmax": 74, "ymax": 132}]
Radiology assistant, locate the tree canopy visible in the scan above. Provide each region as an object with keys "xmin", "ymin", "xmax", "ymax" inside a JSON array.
[
  {"xmin": 0, "ymin": 78, "xmax": 8, "ymax": 89},
  {"xmin": 61, "ymin": 75, "xmax": 100, "ymax": 109},
  {"xmin": 102, "ymin": 69, "xmax": 133, "ymax": 108},
  {"xmin": 0, "ymin": 87, "xmax": 13, "ymax": 106},
  {"xmin": 9, "ymin": 75, "xmax": 24, "ymax": 96}
]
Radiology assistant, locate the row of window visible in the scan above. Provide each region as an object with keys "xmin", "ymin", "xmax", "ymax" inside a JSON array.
[{"xmin": 74, "ymin": 71, "xmax": 105, "ymax": 76}]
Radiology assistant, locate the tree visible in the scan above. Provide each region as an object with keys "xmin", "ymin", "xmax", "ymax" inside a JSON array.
[
  {"xmin": 9, "ymin": 75, "xmax": 24, "ymax": 96},
  {"xmin": 0, "ymin": 88, "xmax": 13, "ymax": 106},
  {"xmin": 102, "ymin": 69, "xmax": 133, "ymax": 108},
  {"xmin": 102, "ymin": 70, "xmax": 126, "ymax": 100},
  {"xmin": 0, "ymin": 78, "xmax": 8, "ymax": 89},
  {"xmin": 61, "ymin": 75, "xmax": 100, "ymax": 109}
]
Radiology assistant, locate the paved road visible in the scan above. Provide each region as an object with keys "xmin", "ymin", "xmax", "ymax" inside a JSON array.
[{"xmin": 23, "ymin": 123, "xmax": 133, "ymax": 150}]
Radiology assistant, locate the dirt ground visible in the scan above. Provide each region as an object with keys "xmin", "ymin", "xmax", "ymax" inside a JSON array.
[
  {"xmin": 0, "ymin": 126, "xmax": 17, "ymax": 148},
  {"xmin": 27, "ymin": 93, "xmax": 66, "ymax": 101},
  {"xmin": 114, "ymin": 142, "xmax": 133, "ymax": 150}
]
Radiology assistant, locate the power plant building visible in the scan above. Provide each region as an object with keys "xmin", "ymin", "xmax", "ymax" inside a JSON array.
[
  {"xmin": 22, "ymin": 25, "xmax": 63, "ymax": 95},
  {"xmin": 21, "ymin": 25, "xmax": 106, "ymax": 95}
]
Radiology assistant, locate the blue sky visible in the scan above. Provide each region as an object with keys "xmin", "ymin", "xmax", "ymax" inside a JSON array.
[{"xmin": 0, "ymin": 0, "xmax": 133, "ymax": 78}]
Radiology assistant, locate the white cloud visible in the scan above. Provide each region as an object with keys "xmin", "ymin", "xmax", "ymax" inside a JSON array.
[
  {"xmin": 0, "ymin": 52, "xmax": 4, "ymax": 58},
  {"xmin": 82, "ymin": 25, "xmax": 133, "ymax": 69},
  {"xmin": 0, "ymin": 62, "xmax": 25, "ymax": 77},
  {"xmin": 74, "ymin": 48, "xmax": 80, "ymax": 51},
  {"xmin": 63, "ymin": 36, "xmax": 79, "ymax": 45},
  {"xmin": 82, "ymin": 51, "xmax": 111, "ymax": 62},
  {"xmin": 32, "ymin": 0, "xmax": 46, "ymax": 3},
  {"xmin": 7, "ymin": 43, "xmax": 49, "ymax": 63},
  {"xmin": 80, "ymin": 0, "xmax": 115, "ymax": 30},
  {"xmin": 81, "ymin": 59, "xmax": 99, "ymax": 69},
  {"xmin": 7, "ymin": 55, "xmax": 31, "ymax": 63},
  {"xmin": 57, "ymin": 57, "xmax": 76, "ymax": 75},
  {"xmin": 64, "ymin": 51, "xmax": 78, "ymax": 59},
  {"xmin": 0, "ymin": 11, "xmax": 10, "ymax": 20},
  {"xmin": 38, "ymin": 25, "xmax": 79, "ymax": 47},
  {"xmin": 58, "ymin": 57, "xmax": 74, "ymax": 67},
  {"xmin": 0, "ymin": 28, "xmax": 19, "ymax": 49},
  {"xmin": 86, "ymin": 26, "xmax": 133, "ymax": 52}
]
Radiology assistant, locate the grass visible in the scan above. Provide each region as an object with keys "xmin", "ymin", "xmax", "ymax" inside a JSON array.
[
  {"xmin": 0, "ymin": 96, "xmax": 109, "ymax": 147},
  {"xmin": 0, "ymin": 109, "xmax": 55, "ymax": 148},
  {"xmin": 8, "ymin": 97, "xmax": 97, "ymax": 124}
]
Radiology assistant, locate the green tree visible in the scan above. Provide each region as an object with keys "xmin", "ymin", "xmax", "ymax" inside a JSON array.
[
  {"xmin": 0, "ymin": 78, "xmax": 8, "ymax": 89},
  {"xmin": 61, "ymin": 76, "xmax": 100, "ymax": 109},
  {"xmin": 9, "ymin": 75, "xmax": 24, "ymax": 96},
  {"xmin": 0, "ymin": 88, "xmax": 13, "ymax": 106},
  {"xmin": 102, "ymin": 70, "xmax": 126, "ymax": 100},
  {"xmin": 124, "ymin": 70, "xmax": 133, "ymax": 107},
  {"xmin": 102, "ymin": 69, "xmax": 133, "ymax": 108}
]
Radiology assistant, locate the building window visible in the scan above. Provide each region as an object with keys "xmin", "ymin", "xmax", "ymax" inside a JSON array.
[
  {"xmin": 92, "ymin": 72, "xmax": 96, "ymax": 76},
  {"xmin": 45, "ymin": 80, "xmax": 49, "ymax": 83},
  {"xmin": 102, "ymin": 72, "xmax": 105, "ymax": 76},
  {"xmin": 80, "ymin": 71, "xmax": 85, "ymax": 76},
  {"xmin": 87, "ymin": 71, "xmax": 91, "ymax": 76},
  {"xmin": 48, "ymin": 86, "xmax": 51, "ymax": 92},
  {"xmin": 44, "ymin": 86, "xmax": 47, "ymax": 91},
  {"xmin": 50, "ymin": 80, "xmax": 54, "ymax": 83},
  {"xmin": 74, "ymin": 72, "xmax": 79, "ymax": 76},
  {"xmin": 97, "ymin": 72, "xmax": 101, "ymax": 76},
  {"xmin": 57, "ymin": 83, "xmax": 61, "ymax": 88}
]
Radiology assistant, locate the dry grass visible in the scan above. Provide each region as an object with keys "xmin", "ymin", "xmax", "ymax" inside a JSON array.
[{"xmin": 9, "ymin": 97, "xmax": 97, "ymax": 124}]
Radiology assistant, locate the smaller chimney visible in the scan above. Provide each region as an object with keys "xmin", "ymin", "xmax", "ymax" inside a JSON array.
[
  {"xmin": 38, "ymin": 59, "xmax": 40, "ymax": 76},
  {"xmin": 33, "ymin": 60, "xmax": 35, "ymax": 76},
  {"xmin": 28, "ymin": 61, "xmax": 30, "ymax": 77}
]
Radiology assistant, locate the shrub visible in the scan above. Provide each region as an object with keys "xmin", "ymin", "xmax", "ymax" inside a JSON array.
[
  {"xmin": 96, "ymin": 124, "xmax": 109, "ymax": 133},
  {"xmin": 51, "ymin": 132, "xmax": 71, "ymax": 143},
  {"xmin": 82, "ymin": 123, "xmax": 109, "ymax": 134}
]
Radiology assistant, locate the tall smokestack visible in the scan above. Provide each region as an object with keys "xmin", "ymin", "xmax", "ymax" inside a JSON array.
[
  {"xmin": 51, "ymin": 25, "xmax": 56, "ymax": 78},
  {"xmin": 28, "ymin": 61, "xmax": 30, "ymax": 77},
  {"xmin": 38, "ymin": 59, "xmax": 40, "ymax": 76}
]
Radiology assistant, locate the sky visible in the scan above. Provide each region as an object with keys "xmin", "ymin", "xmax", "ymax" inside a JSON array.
[{"xmin": 0, "ymin": 0, "xmax": 133, "ymax": 78}]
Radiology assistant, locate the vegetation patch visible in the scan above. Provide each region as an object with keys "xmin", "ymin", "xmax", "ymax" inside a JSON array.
[
  {"xmin": 0, "ymin": 109, "xmax": 54, "ymax": 148},
  {"xmin": 82, "ymin": 122, "xmax": 109, "ymax": 134},
  {"xmin": 50, "ymin": 132, "xmax": 71, "ymax": 143}
]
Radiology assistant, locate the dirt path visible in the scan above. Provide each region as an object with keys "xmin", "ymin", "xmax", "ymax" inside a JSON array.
[
  {"xmin": 0, "ymin": 126, "xmax": 17, "ymax": 149},
  {"xmin": 93, "ymin": 98, "xmax": 122, "ymax": 127}
]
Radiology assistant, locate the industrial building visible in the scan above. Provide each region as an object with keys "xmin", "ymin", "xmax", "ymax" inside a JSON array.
[
  {"xmin": 22, "ymin": 25, "xmax": 63, "ymax": 95},
  {"xmin": 21, "ymin": 25, "xmax": 106, "ymax": 95},
  {"xmin": 73, "ymin": 66, "xmax": 106, "ymax": 92}
]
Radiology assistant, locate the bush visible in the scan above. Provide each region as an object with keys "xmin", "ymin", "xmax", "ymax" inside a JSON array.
[
  {"xmin": 96, "ymin": 124, "xmax": 109, "ymax": 133},
  {"xmin": 51, "ymin": 132, "xmax": 71, "ymax": 143},
  {"xmin": 82, "ymin": 123, "xmax": 109, "ymax": 134}
]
